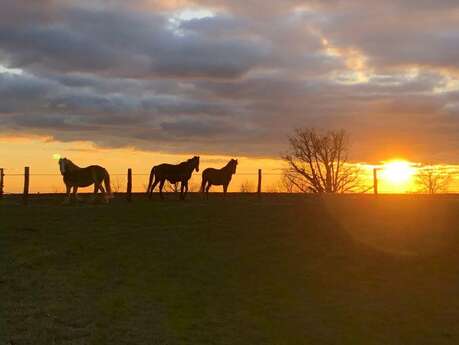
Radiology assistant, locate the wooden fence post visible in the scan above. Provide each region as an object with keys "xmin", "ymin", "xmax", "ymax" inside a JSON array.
[
  {"xmin": 0, "ymin": 168, "xmax": 4, "ymax": 198},
  {"xmin": 257, "ymin": 169, "xmax": 262, "ymax": 197},
  {"xmin": 23, "ymin": 166, "xmax": 30, "ymax": 205},
  {"xmin": 373, "ymin": 168, "xmax": 378, "ymax": 195},
  {"xmin": 127, "ymin": 168, "xmax": 132, "ymax": 202}
]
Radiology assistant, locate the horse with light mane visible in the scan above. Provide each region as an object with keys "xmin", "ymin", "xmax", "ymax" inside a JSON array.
[
  {"xmin": 147, "ymin": 156, "xmax": 200, "ymax": 200},
  {"xmin": 58, "ymin": 158, "xmax": 112, "ymax": 203},
  {"xmin": 201, "ymin": 159, "xmax": 237, "ymax": 197}
]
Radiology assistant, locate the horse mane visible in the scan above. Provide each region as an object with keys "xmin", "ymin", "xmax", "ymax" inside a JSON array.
[
  {"xmin": 223, "ymin": 159, "xmax": 237, "ymax": 171},
  {"xmin": 183, "ymin": 156, "xmax": 198, "ymax": 166},
  {"xmin": 63, "ymin": 158, "xmax": 80, "ymax": 172},
  {"xmin": 223, "ymin": 159, "xmax": 235, "ymax": 169},
  {"xmin": 172, "ymin": 156, "xmax": 198, "ymax": 170}
]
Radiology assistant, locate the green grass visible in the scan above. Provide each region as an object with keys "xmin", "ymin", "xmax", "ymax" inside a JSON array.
[{"xmin": 2, "ymin": 194, "xmax": 459, "ymax": 344}]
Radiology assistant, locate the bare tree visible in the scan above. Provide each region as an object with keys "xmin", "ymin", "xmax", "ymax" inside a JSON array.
[
  {"xmin": 416, "ymin": 166, "xmax": 451, "ymax": 194},
  {"xmin": 281, "ymin": 169, "xmax": 310, "ymax": 193},
  {"xmin": 282, "ymin": 128, "xmax": 364, "ymax": 193}
]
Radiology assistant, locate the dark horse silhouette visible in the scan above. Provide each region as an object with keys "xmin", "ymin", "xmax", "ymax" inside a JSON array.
[
  {"xmin": 147, "ymin": 156, "xmax": 200, "ymax": 200},
  {"xmin": 58, "ymin": 158, "xmax": 112, "ymax": 203},
  {"xmin": 201, "ymin": 159, "xmax": 237, "ymax": 197}
]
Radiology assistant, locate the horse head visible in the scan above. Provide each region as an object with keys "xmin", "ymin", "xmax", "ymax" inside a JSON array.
[
  {"xmin": 58, "ymin": 158, "xmax": 68, "ymax": 175},
  {"xmin": 192, "ymin": 156, "xmax": 200, "ymax": 172},
  {"xmin": 231, "ymin": 159, "xmax": 238, "ymax": 174},
  {"xmin": 59, "ymin": 158, "xmax": 77, "ymax": 175}
]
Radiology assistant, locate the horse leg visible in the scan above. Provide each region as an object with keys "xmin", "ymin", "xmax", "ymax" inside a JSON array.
[
  {"xmin": 159, "ymin": 180, "xmax": 165, "ymax": 200},
  {"xmin": 98, "ymin": 184, "xmax": 109, "ymax": 204},
  {"xmin": 149, "ymin": 178, "xmax": 159, "ymax": 200},
  {"xmin": 73, "ymin": 186, "xmax": 81, "ymax": 202},
  {"xmin": 90, "ymin": 183, "xmax": 100, "ymax": 203},
  {"xmin": 205, "ymin": 183, "xmax": 211, "ymax": 199},
  {"xmin": 179, "ymin": 182, "xmax": 185, "ymax": 200},
  {"xmin": 63, "ymin": 185, "xmax": 72, "ymax": 204},
  {"xmin": 200, "ymin": 178, "xmax": 207, "ymax": 195},
  {"xmin": 182, "ymin": 182, "xmax": 189, "ymax": 200},
  {"xmin": 223, "ymin": 184, "xmax": 228, "ymax": 197}
]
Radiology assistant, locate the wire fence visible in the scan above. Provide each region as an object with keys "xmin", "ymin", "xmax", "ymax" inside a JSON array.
[
  {"xmin": 2, "ymin": 167, "xmax": 459, "ymax": 195},
  {"xmin": 0, "ymin": 170, "xmax": 275, "ymax": 194}
]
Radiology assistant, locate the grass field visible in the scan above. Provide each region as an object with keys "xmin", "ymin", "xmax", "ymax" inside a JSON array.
[{"xmin": 2, "ymin": 194, "xmax": 459, "ymax": 344}]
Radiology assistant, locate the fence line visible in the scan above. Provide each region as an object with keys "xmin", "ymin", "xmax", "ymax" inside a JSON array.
[
  {"xmin": 3, "ymin": 166, "xmax": 459, "ymax": 196},
  {"xmin": 0, "ymin": 172, "xmax": 284, "ymax": 176},
  {"xmin": 0, "ymin": 167, "xmax": 268, "ymax": 197}
]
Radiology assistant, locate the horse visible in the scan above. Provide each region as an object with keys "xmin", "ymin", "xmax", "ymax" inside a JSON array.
[
  {"xmin": 147, "ymin": 156, "xmax": 200, "ymax": 200},
  {"xmin": 58, "ymin": 158, "xmax": 112, "ymax": 203},
  {"xmin": 200, "ymin": 159, "xmax": 237, "ymax": 197}
]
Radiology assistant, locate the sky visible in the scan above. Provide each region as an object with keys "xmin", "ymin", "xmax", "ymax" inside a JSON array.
[{"xmin": 1, "ymin": 0, "xmax": 459, "ymax": 192}]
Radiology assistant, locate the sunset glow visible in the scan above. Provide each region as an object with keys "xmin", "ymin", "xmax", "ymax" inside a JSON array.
[
  {"xmin": 2, "ymin": 134, "xmax": 458, "ymax": 194},
  {"xmin": 5, "ymin": 3, "xmax": 459, "ymax": 344},
  {"xmin": 1, "ymin": 1, "xmax": 459, "ymax": 194},
  {"xmin": 0, "ymin": 137, "xmax": 283, "ymax": 194},
  {"xmin": 380, "ymin": 161, "xmax": 416, "ymax": 189}
]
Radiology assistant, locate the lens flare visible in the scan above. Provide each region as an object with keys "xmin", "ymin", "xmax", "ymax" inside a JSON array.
[{"xmin": 52, "ymin": 153, "xmax": 61, "ymax": 160}]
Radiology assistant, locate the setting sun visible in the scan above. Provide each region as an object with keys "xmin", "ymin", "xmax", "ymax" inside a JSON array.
[{"xmin": 379, "ymin": 160, "xmax": 416, "ymax": 192}]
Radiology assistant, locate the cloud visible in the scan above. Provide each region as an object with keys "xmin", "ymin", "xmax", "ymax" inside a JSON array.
[
  {"xmin": 315, "ymin": 0, "xmax": 459, "ymax": 72},
  {"xmin": 0, "ymin": 0, "xmax": 459, "ymax": 161},
  {"xmin": 160, "ymin": 118, "xmax": 232, "ymax": 137},
  {"xmin": 0, "ymin": 5, "xmax": 268, "ymax": 79}
]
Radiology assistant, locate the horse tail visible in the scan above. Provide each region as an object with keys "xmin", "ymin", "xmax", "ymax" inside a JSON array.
[
  {"xmin": 104, "ymin": 170, "xmax": 113, "ymax": 199},
  {"xmin": 200, "ymin": 170, "xmax": 207, "ymax": 193},
  {"xmin": 147, "ymin": 166, "xmax": 155, "ymax": 195},
  {"xmin": 201, "ymin": 169, "xmax": 208, "ymax": 193}
]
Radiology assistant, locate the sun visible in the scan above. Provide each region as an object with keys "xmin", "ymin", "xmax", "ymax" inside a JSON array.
[{"xmin": 381, "ymin": 160, "xmax": 415, "ymax": 186}]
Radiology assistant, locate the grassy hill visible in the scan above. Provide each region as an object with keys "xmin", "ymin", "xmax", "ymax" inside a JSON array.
[{"xmin": 2, "ymin": 194, "xmax": 459, "ymax": 344}]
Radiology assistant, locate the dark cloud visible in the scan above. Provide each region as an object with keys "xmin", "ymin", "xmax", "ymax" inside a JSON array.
[
  {"xmin": 0, "ymin": 6, "xmax": 268, "ymax": 79},
  {"xmin": 0, "ymin": 0, "xmax": 459, "ymax": 161},
  {"xmin": 314, "ymin": 0, "xmax": 459, "ymax": 71},
  {"xmin": 160, "ymin": 118, "xmax": 232, "ymax": 137}
]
